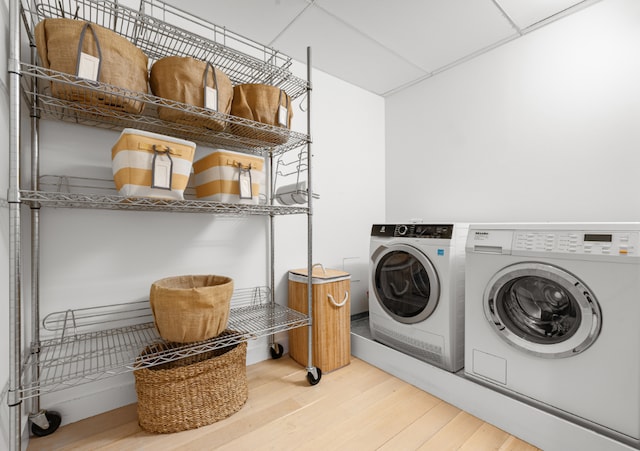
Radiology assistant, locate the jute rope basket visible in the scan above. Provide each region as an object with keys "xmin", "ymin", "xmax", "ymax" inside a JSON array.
[{"xmin": 134, "ymin": 332, "xmax": 248, "ymax": 434}]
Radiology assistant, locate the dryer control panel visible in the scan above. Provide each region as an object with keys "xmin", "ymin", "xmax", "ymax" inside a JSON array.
[
  {"xmin": 371, "ymin": 224, "xmax": 453, "ymax": 239},
  {"xmin": 513, "ymin": 230, "xmax": 639, "ymax": 256}
]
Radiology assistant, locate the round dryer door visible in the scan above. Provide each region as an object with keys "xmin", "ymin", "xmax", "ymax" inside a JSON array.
[
  {"xmin": 484, "ymin": 262, "xmax": 602, "ymax": 358},
  {"xmin": 372, "ymin": 243, "xmax": 440, "ymax": 324}
]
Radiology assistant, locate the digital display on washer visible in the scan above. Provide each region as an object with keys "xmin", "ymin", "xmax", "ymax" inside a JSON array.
[
  {"xmin": 414, "ymin": 225, "xmax": 453, "ymax": 239},
  {"xmin": 371, "ymin": 224, "xmax": 454, "ymax": 238},
  {"xmin": 584, "ymin": 234, "xmax": 612, "ymax": 242}
]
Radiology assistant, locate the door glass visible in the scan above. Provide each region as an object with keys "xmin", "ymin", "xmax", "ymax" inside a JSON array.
[
  {"xmin": 496, "ymin": 276, "xmax": 581, "ymax": 344},
  {"xmin": 375, "ymin": 251, "xmax": 432, "ymax": 318}
]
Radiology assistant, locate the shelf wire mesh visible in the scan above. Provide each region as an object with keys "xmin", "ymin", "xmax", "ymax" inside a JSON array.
[
  {"xmin": 23, "ymin": 0, "xmax": 308, "ymax": 99},
  {"xmin": 20, "ymin": 175, "xmax": 309, "ymax": 214},
  {"xmin": 20, "ymin": 287, "xmax": 309, "ymax": 400},
  {"xmin": 20, "ymin": 63, "xmax": 310, "ymax": 155}
]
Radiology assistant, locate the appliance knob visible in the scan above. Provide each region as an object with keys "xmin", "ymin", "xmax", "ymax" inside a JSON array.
[{"xmin": 397, "ymin": 225, "xmax": 408, "ymax": 236}]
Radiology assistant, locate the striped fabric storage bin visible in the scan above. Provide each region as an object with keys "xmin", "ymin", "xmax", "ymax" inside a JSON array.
[
  {"xmin": 192, "ymin": 150, "xmax": 265, "ymax": 204},
  {"xmin": 112, "ymin": 129, "xmax": 196, "ymax": 200}
]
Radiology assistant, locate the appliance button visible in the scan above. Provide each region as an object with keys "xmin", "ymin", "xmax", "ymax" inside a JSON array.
[{"xmin": 397, "ymin": 225, "xmax": 408, "ymax": 236}]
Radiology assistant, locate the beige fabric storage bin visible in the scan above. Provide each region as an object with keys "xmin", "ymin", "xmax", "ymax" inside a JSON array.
[
  {"xmin": 112, "ymin": 129, "xmax": 196, "ymax": 200},
  {"xmin": 150, "ymin": 56, "xmax": 233, "ymax": 131},
  {"xmin": 229, "ymin": 84, "xmax": 293, "ymax": 145},
  {"xmin": 288, "ymin": 265, "xmax": 351, "ymax": 373},
  {"xmin": 150, "ymin": 275, "xmax": 234, "ymax": 343},
  {"xmin": 34, "ymin": 18, "xmax": 148, "ymax": 114},
  {"xmin": 192, "ymin": 149, "xmax": 265, "ymax": 204}
]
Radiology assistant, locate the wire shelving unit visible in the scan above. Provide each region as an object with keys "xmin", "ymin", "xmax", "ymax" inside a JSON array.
[{"xmin": 7, "ymin": 0, "xmax": 318, "ymax": 448}]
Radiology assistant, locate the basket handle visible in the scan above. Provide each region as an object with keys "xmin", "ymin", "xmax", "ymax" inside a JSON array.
[
  {"xmin": 328, "ymin": 291, "xmax": 349, "ymax": 308},
  {"xmin": 75, "ymin": 22, "xmax": 102, "ymax": 81},
  {"xmin": 203, "ymin": 62, "xmax": 219, "ymax": 111},
  {"xmin": 311, "ymin": 263, "xmax": 326, "ymax": 275}
]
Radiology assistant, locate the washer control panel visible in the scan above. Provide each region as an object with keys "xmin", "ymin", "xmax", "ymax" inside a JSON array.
[
  {"xmin": 513, "ymin": 230, "xmax": 639, "ymax": 256},
  {"xmin": 371, "ymin": 224, "xmax": 453, "ymax": 239}
]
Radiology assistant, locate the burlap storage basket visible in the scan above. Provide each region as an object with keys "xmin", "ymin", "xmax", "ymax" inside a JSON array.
[
  {"xmin": 150, "ymin": 275, "xmax": 233, "ymax": 343},
  {"xmin": 150, "ymin": 57, "xmax": 233, "ymax": 131},
  {"xmin": 230, "ymin": 84, "xmax": 293, "ymax": 145},
  {"xmin": 135, "ymin": 334, "xmax": 248, "ymax": 433},
  {"xmin": 34, "ymin": 18, "xmax": 148, "ymax": 114}
]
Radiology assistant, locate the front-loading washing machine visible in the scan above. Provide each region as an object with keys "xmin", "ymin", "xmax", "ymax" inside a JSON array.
[
  {"xmin": 369, "ymin": 223, "xmax": 468, "ymax": 372},
  {"xmin": 465, "ymin": 223, "xmax": 640, "ymax": 447}
]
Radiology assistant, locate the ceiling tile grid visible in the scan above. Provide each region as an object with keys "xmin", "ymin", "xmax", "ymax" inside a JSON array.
[{"xmin": 173, "ymin": 0, "xmax": 600, "ymax": 95}]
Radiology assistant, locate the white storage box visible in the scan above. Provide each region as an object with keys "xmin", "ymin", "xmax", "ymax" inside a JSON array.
[
  {"xmin": 192, "ymin": 150, "xmax": 265, "ymax": 204},
  {"xmin": 112, "ymin": 129, "xmax": 196, "ymax": 200}
]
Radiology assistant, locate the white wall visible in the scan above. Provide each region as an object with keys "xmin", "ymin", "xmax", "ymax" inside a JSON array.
[
  {"xmin": 385, "ymin": 0, "xmax": 640, "ymax": 224},
  {"xmin": 0, "ymin": 28, "xmax": 384, "ymax": 432}
]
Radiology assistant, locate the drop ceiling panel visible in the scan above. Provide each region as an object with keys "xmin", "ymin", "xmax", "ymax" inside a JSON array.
[
  {"xmin": 166, "ymin": 0, "xmax": 602, "ymax": 96},
  {"xmin": 175, "ymin": 0, "xmax": 311, "ymax": 46},
  {"xmin": 315, "ymin": 0, "xmax": 516, "ymax": 72},
  {"xmin": 272, "ymin": 5, "xmax": 428, "ymax": 94},
  {"xmin": 497, "ymin": 0, "xmax": 588, "ymax": 29}
]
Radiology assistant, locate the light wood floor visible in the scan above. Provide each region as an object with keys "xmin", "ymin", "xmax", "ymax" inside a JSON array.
[{"xmin": 27, "ymin": 356, "xmax": 541, "ymax": 450}]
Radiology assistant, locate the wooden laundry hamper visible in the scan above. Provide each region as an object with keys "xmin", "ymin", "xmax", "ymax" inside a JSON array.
[
  {"xmin": 150, "ymin": 56, "xmax": 233, "ymax": 131},
  {"xmin": 288, "ymin": 266, "xmax": 351, "ymax": 373},
  {"xmin": 34, "ymin": 18, "xmax": 148, "ymax": 114},
  {"xmin": 134, "ymin": 332, "xmax": 248, "ymax": 434}
]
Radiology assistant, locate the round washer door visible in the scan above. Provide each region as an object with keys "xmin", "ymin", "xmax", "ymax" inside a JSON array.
[
  {"xmin": 484, "ymin": 262, "xmax": 602, "ymax": 358},
  {"xmin": 371, "ymin": 243, "xmax": 440, "ymax": 324}
]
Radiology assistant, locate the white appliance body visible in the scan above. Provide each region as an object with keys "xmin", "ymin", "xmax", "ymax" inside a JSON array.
[
  {"xmin": 369, "ymin": 223, "xmax": 468, "ymax": 372},
  {"xmin": 465, "ymin": 223, "xmax": 640, "ymax": 446}
]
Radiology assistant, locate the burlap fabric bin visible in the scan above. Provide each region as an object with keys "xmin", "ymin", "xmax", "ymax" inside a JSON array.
[
  {"xmin": 150, "ymin": 57, "xmax": 233, "ymax": 131},
  {"xmin": 230, "ymin": 84, "xmax": 293, "ymax": 145},
  {"xmin": 34, "ymin": 18, "xmax": 148, "ymax": 114},
  {"xmin": 134, "ymin": 334, "xmax": 248, "ymax": 433},
  {"xmin": 150, "ymin": 275, "xmax": 234, "ymax": 343},
  {"xmin": 111, "ymin": 129, "xmax": 196, "ymax": 200}
]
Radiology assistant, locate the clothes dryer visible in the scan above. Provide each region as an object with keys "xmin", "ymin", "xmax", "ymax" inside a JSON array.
[
  {"xmin": 368, "ymin": 223, "xmax": 468, "ymax": 372},
  {"xmin": 465, "ymin": 223, "xmax": 640, "ymax": 447}
]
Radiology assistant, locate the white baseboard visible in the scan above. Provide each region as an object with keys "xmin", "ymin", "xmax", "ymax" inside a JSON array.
[{"xmin": 351, "ymin": 332, "xmax": 635, "ymax": 451}]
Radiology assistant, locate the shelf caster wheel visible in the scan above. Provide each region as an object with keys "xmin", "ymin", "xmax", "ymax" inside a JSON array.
[
  {"xmin": 30, "ymin": 410, "xmax": 62, "ymax": 437},
  {"xmin": 306, "ymin": 367, "xmax": 322, "ymax": 386},
  {"xmin": 270, "ymin": 343, "xmax": 284, "ymax": 359}
]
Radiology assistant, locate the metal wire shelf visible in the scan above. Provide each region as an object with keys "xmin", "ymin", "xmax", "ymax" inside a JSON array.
[
  {"xmin": 20, "ymin": 191, "xmax": 308, "ymax": 215},
  {"xmin": 22, "ymin": 0, "xmax": 308, "ymax": 100},
  {"xmin": 21, "ymin": 175, "xmax": 309, "ymax": 214},
  {"xmin": 20, "ymin": 287, "xmax": 309, "ymax": 400},
  {"xmin": 20, "ymin": 63, "xmax": 310, "ymax": 155}
]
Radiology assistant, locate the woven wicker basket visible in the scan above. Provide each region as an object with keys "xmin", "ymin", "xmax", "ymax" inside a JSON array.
[{"xmin": 134, "ymin": 334, "xmax": 248, "ymax": 434}]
